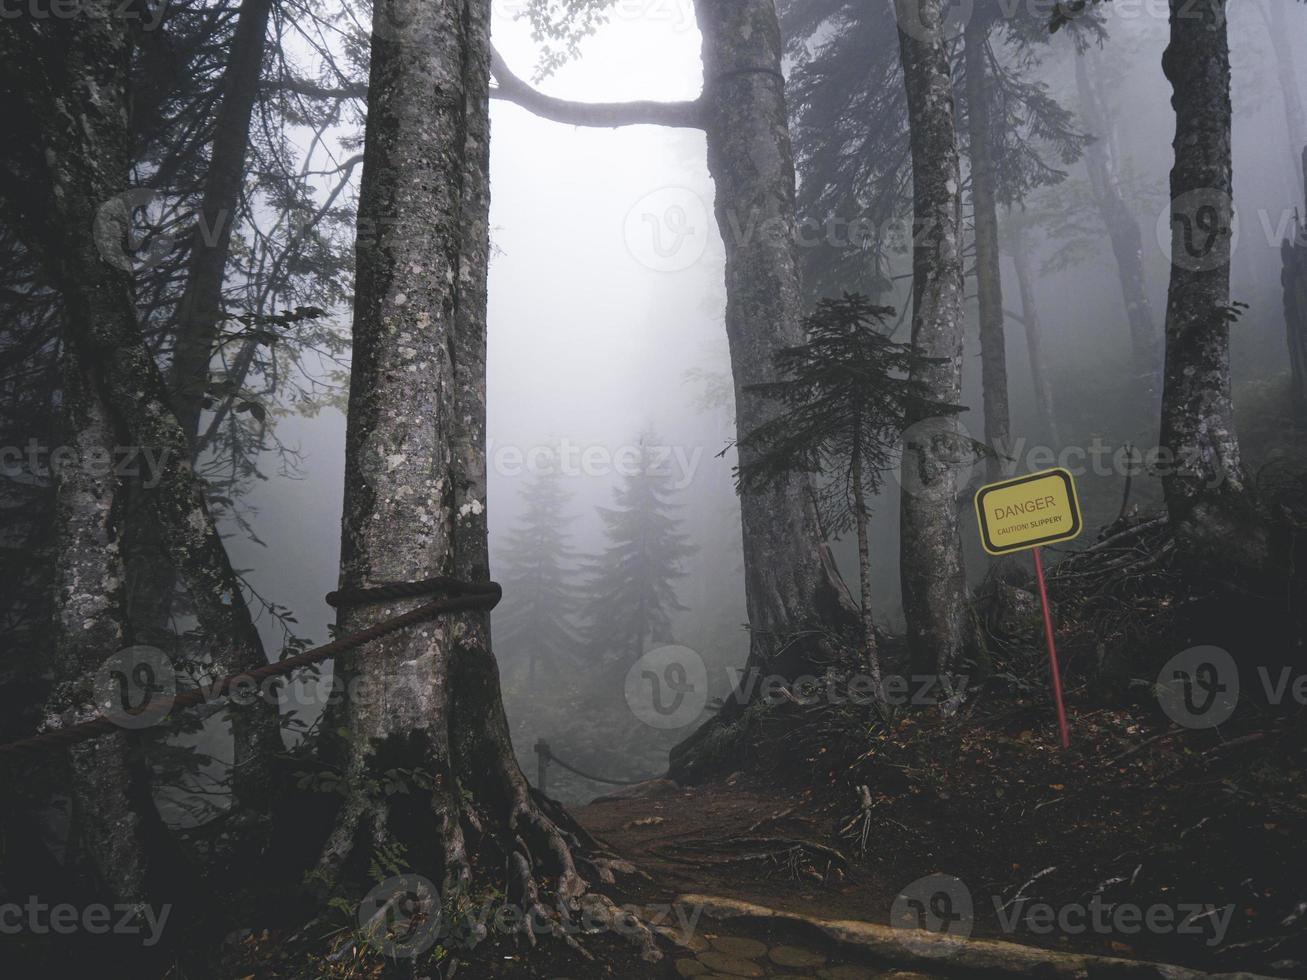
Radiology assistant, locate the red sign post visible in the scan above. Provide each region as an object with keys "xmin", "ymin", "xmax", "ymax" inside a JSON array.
[
  {"xmin": 1031, "ymin": 547, "xmax": 1069, "ymax": 749},
  {"xmin": 974, "ymin": 468, "xmax": 1083, "ymax": 749}
]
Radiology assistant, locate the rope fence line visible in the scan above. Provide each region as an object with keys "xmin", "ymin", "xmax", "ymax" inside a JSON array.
[
  {"xmin": 532, "ymin": 738, "xmax": 657, "ymax": 795},
  {"xmin": 0, "ymin": 578, "xmax": 501, "ymax": 762}
]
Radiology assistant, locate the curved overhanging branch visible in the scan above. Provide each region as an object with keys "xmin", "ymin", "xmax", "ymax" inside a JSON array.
[{"xmin": 490, "ymin": 46, "xmax": 705, "ymax": 130}]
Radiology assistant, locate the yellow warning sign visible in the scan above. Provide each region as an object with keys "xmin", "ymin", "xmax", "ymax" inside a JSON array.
[{"xmin": 974, "ymin": 467, "xmax": 1083, "ymax": 556}]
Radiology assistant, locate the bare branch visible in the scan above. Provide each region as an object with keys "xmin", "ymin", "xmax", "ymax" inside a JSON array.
[{"xmin": 490, "ymin": 47, "xmax": 704, "ymax": 130}]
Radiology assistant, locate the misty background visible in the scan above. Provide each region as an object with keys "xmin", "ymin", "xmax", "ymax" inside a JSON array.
[{"xmin": 215, "ymin": 0, "xmax": 1306, "ymax": 802}]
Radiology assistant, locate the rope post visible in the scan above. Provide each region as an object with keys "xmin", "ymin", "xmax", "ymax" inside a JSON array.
[{"xmin": 534, "ymin": 738, "xmax": 550, "ymax": 795}]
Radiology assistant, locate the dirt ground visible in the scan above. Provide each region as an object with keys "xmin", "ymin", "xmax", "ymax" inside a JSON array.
[{"xmin": 572, "ymin": 702, "xmax": 1307, "ymax": 977}]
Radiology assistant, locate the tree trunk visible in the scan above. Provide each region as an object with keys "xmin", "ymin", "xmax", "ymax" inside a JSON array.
[
  {"xmin": 1285, "ymin": 148, "xmax": 1307, "ymax": 427},
  {"xmin": 10, "ymin": 10, "xmax": 284, "ymax": 867},
  {"xmin": 963, "ymin": 19, "xmax": 1010, "ymax": 478},
  {"xmin": 127, "ymin": 0, "xmax": 274, "ymax": 655},
  {"xmin": 667, "ymin": 0, "xmax": 861, "ymax": 782},
  {"xmin": 44, "ymin": 354, "xmax": 160, "ymax": 906},
  {"xmin": 1010, "ymin": 224, "xmax": 1060, "ymax": 444},
  {"xmin": 850, "ymin": 446, "xmax": 884, "ymax": 699},
  {"xmin": 166, "ymin": 0, "xmax": 274, "ymax": 447},
  {"xmin": 315, "ymin": 2, "xmax": 640, "ymax": 943},
  {"xmin": 1159, "ymin": 0, "xmax": 1265, "ymax": 568},
  {"xmin": 1265, "ymin": 0, "xmax": 1307, "ymax": 192},
  {"xmin": 894, "ymin": 0, "xmax": 969, "ymax": 689},
  {"xmin": 1075, "ymin": 49, "xmax": 1161, "ymax": 385}
]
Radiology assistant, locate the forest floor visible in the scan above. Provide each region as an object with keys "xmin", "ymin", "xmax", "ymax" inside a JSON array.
[{"xmin": 573, "ymin": 698, "xmax": 1307, "ymax": 977}]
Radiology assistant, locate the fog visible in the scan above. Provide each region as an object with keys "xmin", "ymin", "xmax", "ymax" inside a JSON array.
[{"xmin": 220, "ymin": 0, "xmax": 1307, "ymax": 802}]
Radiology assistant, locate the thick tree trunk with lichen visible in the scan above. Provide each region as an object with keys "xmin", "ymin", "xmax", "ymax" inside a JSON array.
[
  {"xmin": 316, "ymin": 3, "xmax": 643, "ymax": 945},
  {"xmin": 894, "ymin": 0, "xmax": 969, "ymax": 685},
  {"xmin": 4, "ymin": 10, "xmax": 283, "ymax": 866},
  {"xmin": 963, "ymin": 18, "xmax": 1010, "ymax": 479},
  {"xmin": 667, "ymin": 0, "xmax": 861, "ymax": 783},
  {"xmin": 1076, "ymin": 49, "xmax": 1160, "ymax": 384},
  {"xmin": 43, "ymin": 356, "xmax": 160, "ymax": 905},
  {"xmin": 1159, "ymin": 0, "xmax": 1265, "ymax": 569}
]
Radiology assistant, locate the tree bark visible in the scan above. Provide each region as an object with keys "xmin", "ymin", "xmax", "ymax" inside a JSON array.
[
  {"xmin": 963, "ymin": 19, "xmax": 1010, "ymax": 478},
  {"xmin": 8, "ymin": 10, "xmax": 284, "ymax": 867},
  {"xmin": 166, "ymin": 0, "xmax": 274, "ymax": 448},
  {"xmin": 850, "ymin": 446, "xmax": 884, "ymax": 699},
  {"xmin": 44, "ymin": 354, "xmax": 160, "ymax": 906},
  {"xmin": 667, "ymin": 0, "xmax": 862, "ymax": 781},
  {"xmin": 1075, "ymin": 49, "xmax": 1161, "ymax": 385},
  {"xmin": 1159, "ymin": 0, "xmax": 1265, "ymax": 568},
  {"xmin": 895, "ymin": 0, "xmax": 969, "ymax": 688},
  {"xmin": 316, "ymin": 2, "xmax": 640, "ymax": 942},
  {"xmin": 1009, "ymin": 224, "xmax": 1060, "ymax": 444}
]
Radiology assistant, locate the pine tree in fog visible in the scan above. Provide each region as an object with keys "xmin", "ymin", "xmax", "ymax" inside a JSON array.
[
  {"xmin": 581, "ymin": 436, "xmax": 696, "ymax": 664},
  {"xmin": 736, "ymin": 294, "xmax": 967, "ymax": 695},
  {"xmin": 495, "ymin": 464, "xmax": 583, "ymax": 683}
]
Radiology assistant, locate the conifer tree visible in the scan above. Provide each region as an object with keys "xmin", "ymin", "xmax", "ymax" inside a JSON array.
[
  {"xmin": 581, "ymin": 434, "xmax": 696, "ymax": 664},
  {"xmin": 737, "ymin": 294, "xmax": 967, "ymax": 695},
  {"xmin": 495, "ymin": 462, "xmax": 582, "ymax": 683}
]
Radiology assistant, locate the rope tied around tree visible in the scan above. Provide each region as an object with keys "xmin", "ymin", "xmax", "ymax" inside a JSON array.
[{"xmin": 0, "ymin": 577, "xmax": 502, "ymax": 762}]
